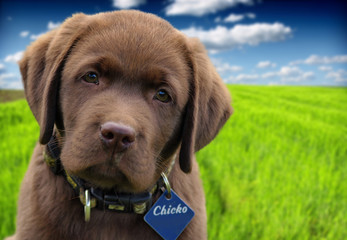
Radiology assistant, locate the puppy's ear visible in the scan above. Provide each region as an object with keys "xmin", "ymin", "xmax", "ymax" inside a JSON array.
[
  {"xmin": 19, "ymin": 13, "xmax": 88, "ymax": 144},
  {"xmin": 179, "ymin": 38, "xmax": 233, "ymax": 173}
]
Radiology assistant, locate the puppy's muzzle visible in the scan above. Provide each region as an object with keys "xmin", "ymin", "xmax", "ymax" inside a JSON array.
[{"xmin": 100, "ymin": 122, "xmax": 135, "ymax": 152}]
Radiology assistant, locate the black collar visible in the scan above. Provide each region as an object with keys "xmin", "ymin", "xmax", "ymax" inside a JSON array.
[{"xmin": 43, "ymin": 134, "xmax": 173, "ymax": 216}]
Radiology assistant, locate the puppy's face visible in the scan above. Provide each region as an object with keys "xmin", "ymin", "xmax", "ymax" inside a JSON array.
[
  {"xmin": 59, "ymin": 18, "xmax": 190, "ymax": 192},
  {"xmin": 20, "ymin": 11, "xmax": 232, "ymax": 194}
]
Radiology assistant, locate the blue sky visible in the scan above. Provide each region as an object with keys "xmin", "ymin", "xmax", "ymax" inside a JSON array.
[{"xmin": 0, "ymin": 0, "xmax": 346, "ymax": 89}]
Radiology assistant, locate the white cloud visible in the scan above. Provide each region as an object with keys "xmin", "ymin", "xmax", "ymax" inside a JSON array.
[
  {"xmin": 166, "ymin": 0, "xmax": 254, "ymax": 16},
  {"xmin": 261, "ymin": 72, "xmax": 277, "ymax": 79},
  {"xmin": 0, "ymin": 73, "xmax": 15, "ymax": 80},
  {"xmin": 0, "ymin": 73, "xmax": 15, "ymax": 81},
  {"xmin": 0, "ymin": 61, "xmax": 23, "ymax": 89},
  {"xmin": 225, "ymin": 14, "xmax": 244, "ymax": 23},
  {"xmin": 279, "ymin": 66, "xmax": 302, "ymax": 77},
  {"xmin": 220, "ymin": 64, "xmax": 243, "ymax": 72},
  {"xmin": 216, "ymin": 62, "xmax": 243, "ymax": 74},
  {"xmin": 318, "ymin": 66, "xmax": 333, "ymax": 72},
  {"xmin": 290, "ymin": 55, "xmax": 347, "ymax": 65},
  {"xmin": 0, "ymin": 73, "xmax": 23, "ymax": 89},
  {"xmin": 227, "ymin": 73, "xmax": 259, "ymax": 83},
  {"xmin": 4, "ymin": 51, "xmax": 24, "ymax": 63},
  {"xmin": 182, "ymin": 22, "xmax": 292, "ymax": 52},
  {"xmin": 257, "ymin": 61, "xmax": 276, "ymax": 68},
  {"xmin": 20, "ymin": 31, "xmax": 30, "ymax": 38},
  {"xmin": 261, "ymin": 66, "xmax": 315, "ymax": 83},
  {"xmin": 113, "ymin": 0, "xmax": 146, "ymax": 9},
  {"xmin": 224, "ymin": 13, "xmax": 256, "ymax": 23},
  {"xmin": 326, "ymin": 69, "xmax": 347, "ymax": 83},
  {"xmin": 6, "ymin": 81, "xmax": 23, "ymax": 89},
  {"xmin": 211, "ymin": 59, "xmax": 243, "ymax": 79},
  {"xmin": 47, "ymin": 21, "xmax": 61, "ymax": 30}
]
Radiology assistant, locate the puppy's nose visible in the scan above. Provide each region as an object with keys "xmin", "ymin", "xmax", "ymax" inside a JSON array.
[{"xmin": 100, "ymin": 122, "xmax": 135, "ymax": 152}]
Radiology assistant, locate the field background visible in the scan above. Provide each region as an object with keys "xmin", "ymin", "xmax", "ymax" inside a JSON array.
[{"xmin": 0, "ymin": 85, "xmax": 346, "ymax": 239}]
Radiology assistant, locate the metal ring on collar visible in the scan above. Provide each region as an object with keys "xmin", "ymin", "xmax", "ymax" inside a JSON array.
[
  {"xmin": 84, "ymin": 189, "xmax": 91, "ymax": 222},
  {"xmin": 161, "ymin": 172, "xmax": 172, "ymax": 199}
]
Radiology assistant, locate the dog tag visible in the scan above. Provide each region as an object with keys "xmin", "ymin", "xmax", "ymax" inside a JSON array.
[{"xmin": 144, "ymin": 190, "xmax": 194, "ymax": 240}]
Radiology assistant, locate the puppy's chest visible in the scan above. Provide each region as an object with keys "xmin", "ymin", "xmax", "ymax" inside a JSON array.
[{"xmin": 65, "ymin": 215, "xmax": 162, "ymax": 240}]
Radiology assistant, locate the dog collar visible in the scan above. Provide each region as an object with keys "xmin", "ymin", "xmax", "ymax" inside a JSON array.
[{"xmin": 43, "ymin": 134, "xmax": 174, "ymax": 218}]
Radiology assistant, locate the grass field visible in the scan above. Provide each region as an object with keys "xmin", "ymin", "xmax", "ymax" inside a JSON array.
[{"xmin": 1, "ymin": 85, "xmax": 346, "ymax": 239}]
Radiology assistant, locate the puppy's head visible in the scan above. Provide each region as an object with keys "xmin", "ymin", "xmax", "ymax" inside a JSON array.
[{"xmin": 19, "ymin": 11, "xmax": 232, "ymax": 192}]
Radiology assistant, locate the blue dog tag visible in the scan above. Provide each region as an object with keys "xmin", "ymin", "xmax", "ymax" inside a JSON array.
[{"xmin": 144, "ymin": 190, "xmax": 195, "ymax": 240}]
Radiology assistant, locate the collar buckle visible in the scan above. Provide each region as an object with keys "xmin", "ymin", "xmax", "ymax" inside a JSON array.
[{"xmin": 91, "ymin": 187, "xmax": 152, "ymax": 214}]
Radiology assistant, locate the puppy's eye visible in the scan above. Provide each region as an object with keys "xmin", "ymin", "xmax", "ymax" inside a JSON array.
[
  {"xmin": 82, "ymin": 72, "xmax": 99, "ymax": 85},
  {"xmin": 154, "ymin": 89, "xmax": 171, "ymax": 103}
]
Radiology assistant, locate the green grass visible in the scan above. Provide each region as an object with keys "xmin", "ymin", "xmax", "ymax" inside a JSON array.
[
  {"xmin": 0, "ymin": 100, "xmax": 39, "ymax": 238},
  {"xmin": 1, "ymin": 85, "xmax": 346, "ymax": 239},
  {"xmin": 198, "ymin": 85, "xmax": 347, "ymax": 239}
]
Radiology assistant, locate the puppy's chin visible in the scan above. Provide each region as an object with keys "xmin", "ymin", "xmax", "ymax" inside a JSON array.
[
  {"xmin": 76, "ymin": 165, "xmax": 131, "ymax": 191},
  {"xmin": 67, "ymin": 159, "xmax": 158, "ymax": 193}
]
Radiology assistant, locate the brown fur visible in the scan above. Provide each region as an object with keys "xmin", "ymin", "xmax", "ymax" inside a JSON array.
[{"xmin": 8, "ymin": 10, "xmax": 232, "ymax": 240}]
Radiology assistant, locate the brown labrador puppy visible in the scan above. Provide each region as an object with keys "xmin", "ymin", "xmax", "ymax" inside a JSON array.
[{"xmin": 8, "ymin": 10, "xmax": 232, "ymax": 240}]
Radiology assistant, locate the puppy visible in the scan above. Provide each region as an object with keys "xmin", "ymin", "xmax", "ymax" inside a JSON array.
[{"xmin": 9, "ymin": 10, "xmax": 232, "ymax": 240}]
